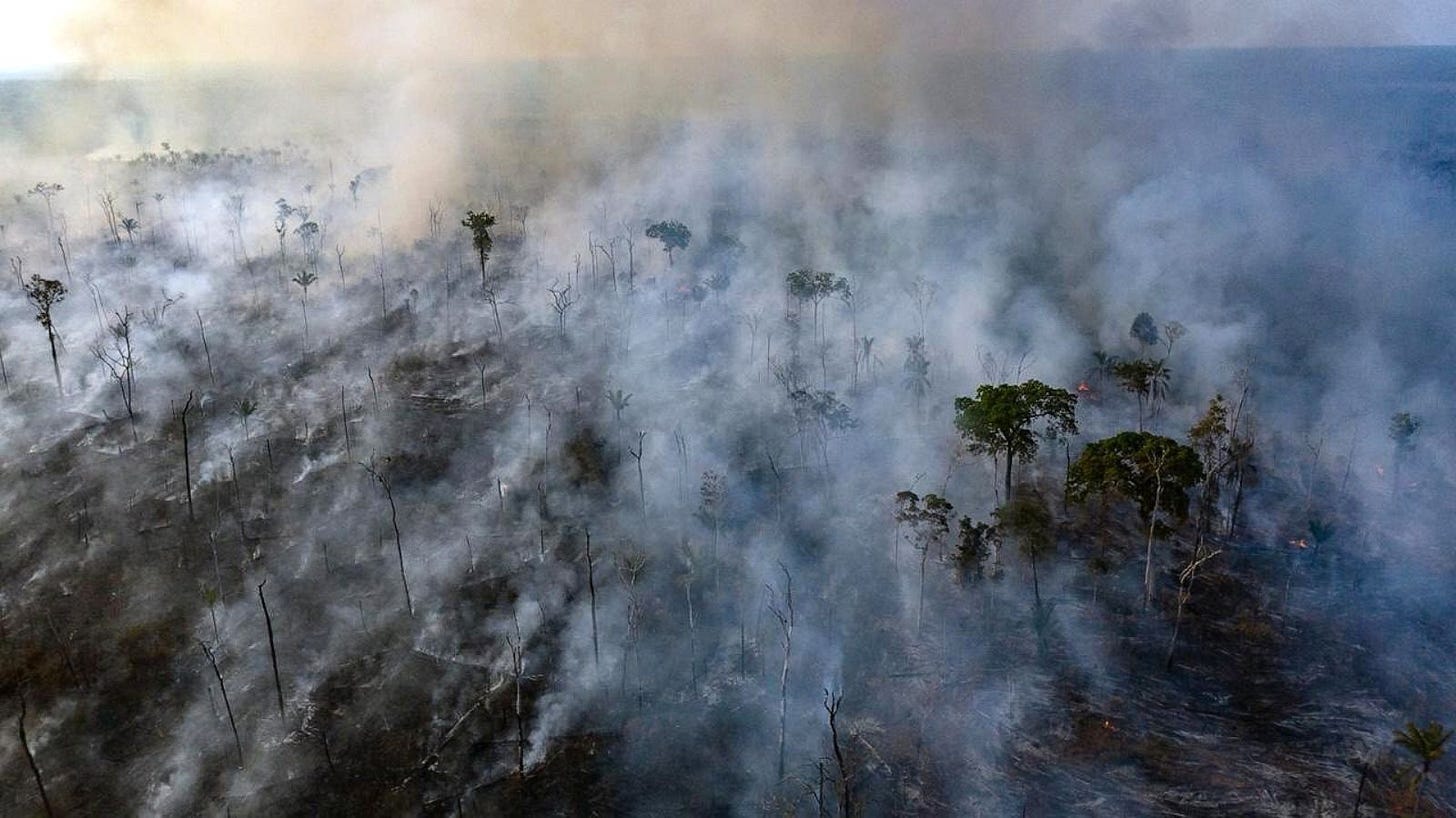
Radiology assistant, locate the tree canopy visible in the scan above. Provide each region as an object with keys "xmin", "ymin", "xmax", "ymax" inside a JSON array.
[
  {"xmin": 645, "ymin": 220, "xmax": 691, "ymax": 266},
  {"xmin": 954, "ymin": 380, "xmax": 1078, "ymax": 504},
  {"xmin": 462, "ymin": 209, "xmax": 497, "ymax": 285},
  {"xmin": 1131, "ymin": 311, "xmax": 1160, "ymax": 349},
  {"xmin": 1066, "ymin": 431, "xmax": 1202, "ymax": 524}
]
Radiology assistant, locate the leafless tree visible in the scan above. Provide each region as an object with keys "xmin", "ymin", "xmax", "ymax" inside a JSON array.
[
  {"xmin": 616, "ymin": 549, "xmax": 648, "ymax": 704},
  {"xmin": 547, "ymin": 282, "xmax": 575, "ymax": 339},
  {"xmin": 362, "ymin": 458, "xmax": 414, "ymax": 616},
  {"xmin": 257, "ymin": 579, "xmax": 286, "ymax": 720},
  {"xmin": 585, "ymin": 527, "xmax": 600, "ymax": 667},
  {"xmin": 199, "ymin": 641, "xmax": 244, "ymax": 767},
  {"xmin": 629, "ymin": 431, "xmax": 647, "ymax": 518},
  {"xmin": 196, "ymin": 310, "xmax": 215, "ymax": 386},
  {"xmin": 176, "ymin": 391, "xmax": 196, "ymax": 521},
  {"xmin": 91, "ymin": 310, "xmax": 139, "ymax": 441},
  {"xmin": 1166, "ymin": 544, "xmax": 1220, "ymax": 670},
  {"xmin": 17, "ymin": 693, "xmax": 56, "ymax": 816},
  {"xmin": 824, "ymin": 689, "xmax": 850, "ymax": 818},
  {"xmin": 767, "ymin": 564, "xmax": 795, "ymax": 779},
  {"xmin": 505, "ymin": 612, "xmax": 527, "ymax": 778},
  {"xmin": 28, "ymin": 181, "xmax": 63, "ymax": 237}
]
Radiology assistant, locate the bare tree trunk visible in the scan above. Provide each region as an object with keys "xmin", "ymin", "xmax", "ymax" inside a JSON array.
[
  {"xmin": 197, "ymin": 311, "xmax": 215, "ymax": 386},
  {"xmin": 585, "ymin": 528, "xmax": 599, "ymax": 667},
  {"xmin": 1031, "ymin": 552, "xmax": 1041, "ymax": 607},
  {"xmin": 340, "ymin": 386, "xmax": 351, "ymax": 460},
  {"xmin": 917, "ymin": 546, "xmax": 929, "ymax": 634},
  {"xmin": 257, "ymin": 579, "xmax": 286, "ymax": 720},
  {"xmin": 17, "ymin": 695, "xmax": 56, "ymax": 817},
  {"xmin": 386, "ymin": 487, "xmax": 412, "ymax": 616},
  {"xmin": 1004, "ymin": 451, "xmax": 1014, "ymax": 506},
  {"xmin": 363, "ymin": 463, "xmax": 413, "ymax": 616},
  {"xmin": 179, "ymin": 392, "xmax": 196, "ymax": 521},
  {"xmin": 200, "ymin": 641, "xmax": 245, "ymax": 767},
  {"xmin": 630, "ymin": 431, "xmax": 647, "ymax": 519},
  {"xmin": 1144, "ymin": 464, "xmax": 1164, "ymax": 610},
  {"xmin": 686, "ymin": 580, "xmax": 698, "ymax": 695},
  {"xmin": 506, "ymin": 615, "xmax": 527, "ymax": 778},
  {"xmin": 46, "ymin": 328, "xmax": 62, "ymax": 396},
  {"xmin": 768, "ymin": 566, "xmax": 795, "ymax": 779},
  {"xmin": 825, "ymin": 689, "xmax": 850, "ymax": 818}
]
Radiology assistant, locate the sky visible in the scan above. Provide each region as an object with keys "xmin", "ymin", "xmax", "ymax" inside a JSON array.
[{"xmin": 3, "ymin": 0, "xmax": 1456, "ymax": 76}]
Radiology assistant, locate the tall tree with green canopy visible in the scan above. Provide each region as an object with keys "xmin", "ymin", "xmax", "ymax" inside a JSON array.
[
  {"xmin": 954, "ymin": 380, "xmax": 1078, "ymax": 504},
  {"xmin": 785, "ymin": 268, "xmax": 850, "ymax": 348},
  {"xmin": 895, "ymin": 490, "xmax": 953, "ymax": 632},
  {"xmin": 24, "ymin": 275, "xmax": 67, "ymax": 395},
  {"xmin": 645, "ymin": 220, "xmax": 691, "ymax": 267},
  {"xmin": 462, "ymin": 209, "xmax": 497, "ymax": 290},
  {"xmin": 1067, "ymin": 431, "xmax": 1202, "ymax": 608}
]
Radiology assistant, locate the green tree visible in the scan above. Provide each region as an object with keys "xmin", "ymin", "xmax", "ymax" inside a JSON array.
[
  {"xmin": 955, "ymin": 517, "xmax": 999, "ymax": 582},
  {"xmin": 1130, "ymin": 311, "xmax": 1160, "ymax": 350},
  {"xmin": 1394, "ymin": 720, "xmax": 1452, "ymax": 815},
  {"xmin": 24, "ymin": 275, "xmax": 67, "ymax": 395},
  {"xmin": 645, "ymin": 220, "xmax": 691, "ymax": 266},
  {"xmin": 462, "ymin": 209, "xmax": 497, "ymax": 289},
  {"xmin": 1067, "ymin": 431, "xmax": 1202, "ymax": 608},
  {"xmin": 995, "ymin": 487, "xmax": 1054, "ymax": 605},
  {"xmin": 895, "ymin": 490, "xmax": 953, "ymax": 632},
  {"xmin": 785, "ymin": 268, "xmax": 850, "ymax": 348},
  {"xmin": 953, "ymin": 380, "xmax": 1078, "ymax": 504},
  {"xmin": 1188, "ymin": 394, "xmax": 1234, "ymax": 539}
]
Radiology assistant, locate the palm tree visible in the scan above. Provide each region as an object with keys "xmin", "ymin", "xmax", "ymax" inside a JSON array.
[
  {"xmin": 292, "ymin": 270, "xmax": 318, "ymax": 348},
  {"xmin": 234, "ymin": 397, "xmax": 258, "ymax": 439},
  {"xmin": 1113, "ymin": 358, "xmax": 1171, "ymax": 431},
  {"xmin": 606, "ymin": 388, "xmax": 632, "ymax": 453},
  {"xmin": 1090, "ymin": 349, "xmax": 1120, "ymax": 389},
  {"xmin": 1395, "ymin": 720, "xmax": 1452, "ymax": 815},
  {"xmin": 1147, "ymin": 359, "xmax": 1172, "ymax": 421}
]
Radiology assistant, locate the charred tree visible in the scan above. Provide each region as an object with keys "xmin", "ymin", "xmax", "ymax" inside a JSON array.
[
  {"xmin": 257, "ymin": 579, "xmax": 286, "ymax": 720},
  {"xmin": 200, "ymin": 641, "xmax": 244, "ymax": 767},
  {"xmin": 17, "ymin": 694, "xmax": 56, "ymax": 817}
]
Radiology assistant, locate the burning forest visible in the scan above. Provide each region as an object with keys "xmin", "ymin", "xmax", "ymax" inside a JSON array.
[{"xmin": 2, "ymin": 3, "xmax": 1456, "ymax": 816}]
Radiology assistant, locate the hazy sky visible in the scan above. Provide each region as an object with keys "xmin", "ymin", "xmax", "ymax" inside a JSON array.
[{"xmin": 3, "ymin": 0, "xmax": 1456, "ymax": 76}]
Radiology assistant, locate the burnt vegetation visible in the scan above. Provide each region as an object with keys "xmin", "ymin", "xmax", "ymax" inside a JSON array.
[{"xmin": 1, "ymin": 51, "xmax": 1455, "ymax": 818}]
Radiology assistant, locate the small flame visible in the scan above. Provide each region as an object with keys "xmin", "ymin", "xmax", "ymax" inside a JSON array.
[
  {"xmin": 1077, "ymin": 381, "xmax": 1092, "ymax": 393},
  {"xmin": 1288, "ymin": 538, "xmax": 1308, "ymax": 549},
  {"xmin": 1102, "ymin": 719, "xmax": 1117, "ymax": 732}
]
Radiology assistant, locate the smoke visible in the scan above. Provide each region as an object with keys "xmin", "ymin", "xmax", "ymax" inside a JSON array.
[{"xmin": 0, "ymin": 1, "xmax": 1455, "ymax": 815}]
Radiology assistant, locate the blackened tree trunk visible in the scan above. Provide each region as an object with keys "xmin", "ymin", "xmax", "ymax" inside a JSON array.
[
  {"xmin": 585, "ymin": 527, "xmax": 599, "ymax": 667},
  {"xmin": 257, "ymin": 580, "xmax": 286, "ymax": 720},
  {"xmin": 200, "ymin": 641, "xmax": 245, "ymax": 767},
  {"xmin": 18, "ymin": 695, "xmax": 56, "ymax": 817},
  {"xmin": 180, "ymin": 392, "xmax": 196, "ymax": 521}
]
